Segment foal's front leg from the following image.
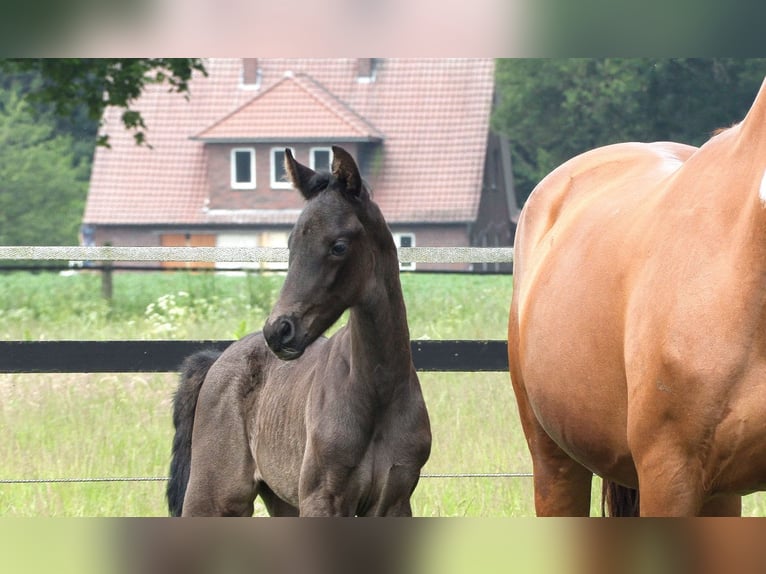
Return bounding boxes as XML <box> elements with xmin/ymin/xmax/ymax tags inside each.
<box><xmin>297</xmin><ymin>440</ymin><xmax>362</xmax><ymax>516</ymax></box>
<box><xmin>298</xmin><ymin>466</ymin><xmax>354</xmax><ymax>516</ymax></box>
<box><xmin>362</xmin><ymin>464</ymin><xmax>422</xmax><ymax>516</ymax></box>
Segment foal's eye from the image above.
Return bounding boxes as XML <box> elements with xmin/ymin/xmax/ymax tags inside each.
<box><xmin>330</xmin><ymin>241</ymin><xmax>348</xmax><ymax>257</ymax></box>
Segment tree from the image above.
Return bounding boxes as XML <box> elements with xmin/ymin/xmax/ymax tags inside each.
<box><xmin>0</xmin><ymin>58</ymin><xmax>207</xmax><ymax>147</ymax></box>
<box><xmin>0</xmin><ymin>81</ymin><xmax>89</xmax><ymax>247</ymax></box>
<box><xmin>0</xmin><ymin>59</ymin><xmax>208</xmax><ymax>250</ymax></box>
<box><xmin>493</xmin><ymin>58</ymin><xmax>766</xmax><ymax>204</ymax></box>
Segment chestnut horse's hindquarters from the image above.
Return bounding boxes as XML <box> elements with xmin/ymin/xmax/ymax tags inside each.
<box><xmin>509</xmin><ymin>77</ymin><xmax>766</xmax><ymax>516</ymax></box>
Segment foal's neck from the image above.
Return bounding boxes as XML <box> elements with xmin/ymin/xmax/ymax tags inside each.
<box><xmin>347</xmin><ymin>246</ymin><xmax>413</xmax><ymax>388</ymax></box>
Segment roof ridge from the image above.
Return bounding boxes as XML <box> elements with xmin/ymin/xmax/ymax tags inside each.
<box><xmin>191</xmin><ymin>74</ymin><xmax>291</xmax><ymax>140</ymax></box>
<box><xmin>291</xmin><ymin>72</ymin><xmax>384</xmax><ymax>139</ymax></box>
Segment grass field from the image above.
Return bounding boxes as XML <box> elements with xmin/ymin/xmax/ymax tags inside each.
<box><xmin>2</xmin><ymin>270</ymin><xmax>765</xmax><ymax>517</ymax></box>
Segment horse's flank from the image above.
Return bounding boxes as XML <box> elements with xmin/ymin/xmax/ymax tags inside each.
<box><xmin>509</xmin><ymin>77</ymin><xmax>766</xmax><ymax>516</ymax></box>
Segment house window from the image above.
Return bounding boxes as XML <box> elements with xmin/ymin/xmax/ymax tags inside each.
<box><xmin>271</xmin><ymin>147</ymin><xmax>295</xmax><ymax>189</ymax></box>
<box><xmin>394</xmin><ymin>233</ymin><xmax>416</xmax><ymax>271</ymax></box>
<box><xmin>231</xmin><ymin>148</ymin><xmax>255</xmax><ymax>189</ymax></box>
<box><xmin>310</xmin><ymin>147</ymin><xmax>333</xmax><ymax>172</ymax></box>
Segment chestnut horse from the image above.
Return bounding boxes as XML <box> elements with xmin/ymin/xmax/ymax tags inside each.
<box><xmin>167</xmin><ymin>146</ymin><xmax>431</xmax><ymax>516</ymax></box>
<box><xmin>508</xmin><ymin>78</ymin><xmax>766</xmax><ymax>516</ymax></box>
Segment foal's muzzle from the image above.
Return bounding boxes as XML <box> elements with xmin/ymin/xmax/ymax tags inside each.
<box><xmin>263</xmin><ymin>315</ymin><xmax>305</xmax><ymax>360</ymax></box>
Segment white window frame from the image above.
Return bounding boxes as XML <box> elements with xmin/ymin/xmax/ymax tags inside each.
<box><xmin>230</xmin><ymin>148</ymin><xmax>256</xmax><ymax>190</ymax></box>
<box><xmin>393</xmin><ymin>232</ymin><xmax>416</xmax><ymax>271</ymax></box>
<box><xmin>270</xmin><ymin>147</ymin><xmax>295</xmax><ymax>189</ymax></box>
<box><xmin>310</xmin><ymin>147</ymin><xmax>333</xmax><ymax>172</ymax></box>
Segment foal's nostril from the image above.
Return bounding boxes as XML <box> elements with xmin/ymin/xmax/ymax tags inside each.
<box><xmin>278</xmin><ymin>317</ymin><xmax>295</xmax><ymax>344</ymax></box>
<box><xmin>264</xmin><ymin>315</ymin><xmax>303</xmax><ymax>359</ymax></box>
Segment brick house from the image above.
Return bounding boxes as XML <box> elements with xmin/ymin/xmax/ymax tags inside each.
<box><xmin>83</xmin><ymin>58</ymin><xmax>518</xmax><ymax>271</ymax></box>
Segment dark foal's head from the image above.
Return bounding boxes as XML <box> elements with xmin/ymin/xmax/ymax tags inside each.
<box><xmin>263</xmin><ymin>146</ymin><xmax>394</xmax><ymax>360</ymax></box>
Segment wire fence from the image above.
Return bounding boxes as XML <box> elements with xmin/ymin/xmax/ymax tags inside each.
<box><xmin>0</xmin><ymin>472</ymin><xmax>533</xmax><ymax>485</ymax></box>
<box><xmin>1</xmin><ymin>245</ymin><xmax>523</xmax><ymax>491</ymax></box>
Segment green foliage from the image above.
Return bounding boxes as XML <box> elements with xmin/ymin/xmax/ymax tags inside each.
<box><xmin>0</xmin><ymin>82</ymin><xmax>89</xmax><ymax>247</ymax></box>
<box><xmin>493</xmin><ymin>58</ymin><xmax>766</xmax><ymax>203</ymax></box>
<box><xmin>0</xmin><ymin>271</ymin><xmax>511</xmax><ymax>341</ymax></box>
<box><xmin>0</xmin><ymin>271</ymin><xmax>286</xmax><ymax>340</ymax></box>
<box><xmin>0</xmin><ymin>59</ymin><xmax>207</xmax><ymax>147</ymax></box>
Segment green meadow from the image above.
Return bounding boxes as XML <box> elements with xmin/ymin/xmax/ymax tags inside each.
<box><xmin>1</xmin><ymin>271</ymin><xmax>764</xmax><ymax>517</ymax></box>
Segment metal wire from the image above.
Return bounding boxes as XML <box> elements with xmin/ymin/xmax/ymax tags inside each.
<box><xmin>422</xmin><ymin>472</ymin><xmax>532</xmax><ymax>479</ymax></box>
<box><xmin>0</xmin><ymin>472</ymin><xmax>532</xmax><ymax>485</ymax></box>
<box><xmin>0</xmin><ymin>477</ymin><xmax>167</xmax><ymax>484</ymax></box>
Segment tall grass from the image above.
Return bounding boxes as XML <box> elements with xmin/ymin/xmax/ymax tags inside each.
<box><xmin>1</xmin><ymin>270</ymin><xmax>527</xmax><ymax>517</ymax></box>
<box><xmin>0</xmin><ymin>371</ymin><xmax>536</xmax><ymax>517</ymax></box>
<box><xmin>2</xmin><ymin>270</ymin><xmax>765</xmax><ymax>516</ymax></box>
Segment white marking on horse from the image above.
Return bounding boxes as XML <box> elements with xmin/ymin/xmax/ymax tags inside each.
<box><xmin>652</xmin><ymin>144</ymin><xmax>685</xmax><ymax>175</ymax></box>
<box><xmin>759</xmin><ymin>168</ymin><xmax>766</xmax><ymax>207</ymax></box>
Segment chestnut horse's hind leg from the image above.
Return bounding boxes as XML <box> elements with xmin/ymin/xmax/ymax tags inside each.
<box><xmin>529</xmin><ymin>432</ymin><xmax>594</xmax><ymax>516</ymax></box>
<box><xmin>510</xmin><ymin>372</ymin><xmax>592</xmax><ymax>515</ymax></box>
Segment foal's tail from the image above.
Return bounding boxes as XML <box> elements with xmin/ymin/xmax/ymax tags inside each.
<box><xmin>601</xmin><ymin>480</ymin><xmax>640</xmax><ymax>517</ymax></box>
<box><xmin>166</xmin><ymin>349</ymin><xmax>222</xmax><ymax>517</ymax></box>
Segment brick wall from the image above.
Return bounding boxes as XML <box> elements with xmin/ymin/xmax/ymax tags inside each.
<box><xmin>205</xmin><ymin>143</ymin><xmax>363</xmax><ymax>210</ymax></box>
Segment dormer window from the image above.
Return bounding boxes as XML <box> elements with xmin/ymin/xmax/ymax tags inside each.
<box><xmin>231</xmin><ymin>148</ymin><xmax>255</xmax><ymax>189</ymax></box>
<box><xmin>310</xmin><ymin>147</ymin><xmax>333</xmax><ymax>172</ymax></box>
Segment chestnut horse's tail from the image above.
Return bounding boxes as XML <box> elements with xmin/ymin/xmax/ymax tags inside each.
<box><xmin>601</xmin><ymin>480</ymin><xmax>640</xmax><ymax>517</ymax></box>
<box><xmin>166</xmin><ymin>349</ymin><xmax>222</xmax><ymax>517</ymax></box>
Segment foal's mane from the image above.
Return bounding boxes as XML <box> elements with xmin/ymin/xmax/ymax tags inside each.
<box><xmin>304</xmin><ymin>172</ymin><xmax>330</xmax><ymax>195</ymax></box>
<box><xmin>303</xmin><ymin>171</ymin><xmax>375</xmax><ymax>201</ymax></box>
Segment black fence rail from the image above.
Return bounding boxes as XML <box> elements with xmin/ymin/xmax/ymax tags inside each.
<box><xmin>0</xmin><ymin>339</ymin><xmax>509</xmax><ymax>373</ymax></box>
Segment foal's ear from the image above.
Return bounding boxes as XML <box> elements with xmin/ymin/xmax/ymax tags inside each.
<box><xmin>331</xmin><ymin>146</ymin><xmax>364</xmax><ymax>199</ymax></box>
<box><xmin>285</xmin><ymin>149</ymin><xmax>327</xmax><ymax>200</ymax></box>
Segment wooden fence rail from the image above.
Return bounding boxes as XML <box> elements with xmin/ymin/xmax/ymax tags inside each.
<box><xmin>0</xmin><ymin>245</ymin><xmax>514</xmax><ymax>264</ymax></box>
<box><xmin>0</xmin><ymin>246</ymin><xmax>514</xmax><ymax>374</ymax></box>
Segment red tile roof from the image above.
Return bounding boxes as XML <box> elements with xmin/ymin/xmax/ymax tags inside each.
<box><xmin>193</xmin><ymin>73</ymin><xmax>384</xmax><ymax>142</ymax></box>
<box><xmin>84</xmin><ymin>58</ymin><xmax>495</xmax><ymax>226</ymax></box>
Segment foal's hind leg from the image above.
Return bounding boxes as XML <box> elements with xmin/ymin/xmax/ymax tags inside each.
<box><xmin>182</xmin><ymin>374</ymin><xmax>257</xmax><ymax>516</ymax></box>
